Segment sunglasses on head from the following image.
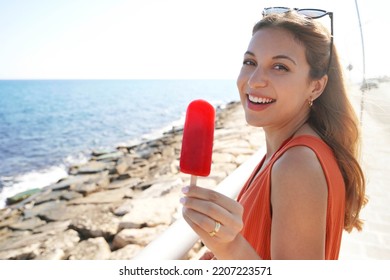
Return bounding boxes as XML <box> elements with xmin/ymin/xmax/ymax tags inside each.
<box><xmin>262</xmin><ymin>7</ymin><xmax>333</xmax><ymax>74</ymax></box>
<box><xmin>262</xmin><ymin>7</ymin><xmax>332</xmax><ymax>19</ymax></box>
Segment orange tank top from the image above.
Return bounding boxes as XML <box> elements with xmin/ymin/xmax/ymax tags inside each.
<box><xmin>237</xmin><ymin>135</ymin><xmax>345</xmax><ymax>260</ymax></box>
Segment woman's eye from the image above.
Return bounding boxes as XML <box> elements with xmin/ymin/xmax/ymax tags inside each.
<box><xmin>273</xmin><ymin>64</ymin><xmax>289</xmax><ymax>71</ymax></box>
<box><xmin>243</xmin><ymin>59</ymin><xmax>256</xmax><ymax>66</ymax></box>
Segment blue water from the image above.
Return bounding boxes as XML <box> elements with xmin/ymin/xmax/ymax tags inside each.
<box><xmin>0</xmin><ymin>79</ymin><xmax>239</xmax><ymax>206</ymax></box>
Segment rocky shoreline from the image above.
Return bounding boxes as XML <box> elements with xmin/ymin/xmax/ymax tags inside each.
<box><xmin>0</xmin><ymin>101</ymin><xmax>264</xmax><ymax>260</ymax></box>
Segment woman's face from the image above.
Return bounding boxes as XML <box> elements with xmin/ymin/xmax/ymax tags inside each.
<box><xmin>237</xmin><ymin>27</ymin><xmax>315</xmax><ymax>129</ymax></box>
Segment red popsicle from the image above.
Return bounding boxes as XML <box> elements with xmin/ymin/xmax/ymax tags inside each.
<box><xmin>180</xmin><ymin>99</ymin><xmax>215</xmax><ymax>186</ymax></box>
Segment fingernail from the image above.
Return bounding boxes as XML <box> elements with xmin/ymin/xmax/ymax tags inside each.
<box><xmin>179</xmin><ymin>197</ymin><xmax>187</xmax><ymax>204</ymax></box>
<box><xmin>181</xmin><ymin>186</ymin><xmax>189</xmax><ymax>194</ymax></box>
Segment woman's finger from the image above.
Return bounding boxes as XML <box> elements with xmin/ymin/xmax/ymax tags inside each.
<box><xmin>182</xmin><ymin>206</ymin><xmax>238</xmax><ymax>243</ymax></box>
<box><xmin>182</xmin><ymin>206</ymin><xmax>219</xmax><ymax>235</ymax></box>
<box><xmin>182</xmin><ymin>185</ymin><xmax>244</xmax><ymax>215</ymax></box>
<box><xmin>181</xmin><ymin>195</ymin><xmax>242</xmax><ymax>233</ymax></box>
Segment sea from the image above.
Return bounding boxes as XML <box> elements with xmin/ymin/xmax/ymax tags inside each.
<box><xmin>0</xmin><ymin>79</ymin><xmax>239</xmax><ymax>208</ymax></box>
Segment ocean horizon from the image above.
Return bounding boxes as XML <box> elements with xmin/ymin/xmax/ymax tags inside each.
<box><xmin>0</xmin><ymin>79</ymin><xmax>239</xmax><ymax>208</ymax></box>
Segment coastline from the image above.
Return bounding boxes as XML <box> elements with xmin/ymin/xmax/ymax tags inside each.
<box><xmin>0</xmin><ymin>101</ymin><xmax>265</xmax><ymax>260</ymax></box>
<box><xmin>0</xmin><ymin>79</ymin><xmax>239</xmax><ymax>203</ymax></box>
<box><xmin>0</xmin><ymin>99</ymin><xmax>236</xmax><ymax>209</ymax></box>
<box><xmin>0</xmin><ymin>110</ymin><xmax>188</xmax><ymax>210</ymax></box>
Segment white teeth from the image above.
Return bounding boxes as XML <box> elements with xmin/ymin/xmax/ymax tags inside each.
<box><xmin>248</xmin><ymin>95</ymin><xmax>274</xmax><ymax>104</ymax></box>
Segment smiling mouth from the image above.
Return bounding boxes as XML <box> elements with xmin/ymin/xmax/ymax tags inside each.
<box><xmin>247</xmin><ymin>94</ymin><xmax>276</xmax><ymax>104</ymax></box>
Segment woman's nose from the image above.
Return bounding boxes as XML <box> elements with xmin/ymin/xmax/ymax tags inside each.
<box><xmin>247</xmin><ymin>66</ymin><xmax>268</xmax><ymax>89</ymax></box>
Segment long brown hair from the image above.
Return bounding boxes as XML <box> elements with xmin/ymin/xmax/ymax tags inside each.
<box><xmin>253</xmin><ymin>11</ymin><xmax>367</xmax><ymax>232</ymax></box>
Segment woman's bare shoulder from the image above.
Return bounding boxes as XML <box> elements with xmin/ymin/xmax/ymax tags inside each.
<box><xmin>270</xmin><ymin>144</ymin><xmax>328</xmax><ymax>259</ymax></box>
<box><xmin>271</xmin><ymin>144</ymin><xmax>327</xmax><ymax>195</ymax></box>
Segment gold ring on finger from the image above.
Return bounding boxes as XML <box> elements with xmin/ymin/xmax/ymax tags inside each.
<box><xmin>209</xmin><ymin>221</ymin><xmax>221</xmax><ymax>237</ymax></box>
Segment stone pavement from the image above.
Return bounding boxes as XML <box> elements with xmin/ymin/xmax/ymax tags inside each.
<box><xmin>339</xmin><ymin>82</ymin><xmax>390</xmax><ymax>259</ymax></box>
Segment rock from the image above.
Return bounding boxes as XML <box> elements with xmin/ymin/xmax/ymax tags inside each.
<box><xmin>94</xmin><ymin>151</ymin><xmax>124</xmax><ymax>162</ymax></box>
<box><xmin>60</xmin><ymin>191</ymin><xmax>84</xmax><ymax>201</ymax></box>
<box><xmin>119</xmin><ymin>195</ymin><xmax>179</xmax><ymax>229</ymax></box>
<box><xmin>72</xmin><ymin>172</ymin><xmax>110</xmax><ymax>194</ymax></box>
<box><xmin>161</xmin><ymin>146</ymin><xmax>175</xmax><ymax>157</ymax></box>
<box><xmin>188</xmin><ymin>241</ymin><xmax>209</xmax><ymax>260</ymax></box>
<box><xmin>0</xmin><ymin>227</ymin><xmax>31</xmax><ymax>243</ymax></box>
<box><xmin>9</xmin><ymin>217</ymin><xmax>46</xmax><ymax>231</ymax></box>
<box><xmin>34</xmin><ymin>248</ymin><xmax>65</xmax><ymax>260</ymax></box>
<box><xmin>33</xmin><ymin>220</ymin><xmax>71</xmax><ymax>234</ymax></box>
<box><xmin>69</xmin><ymin>205</ymin><xmax>120</xmax><ymax>239</ymax></box>
<box><xmin>34</xmin><ymin>189</ymin><xmax>69</xmax><ymax>205</ymax></box>
<box><xmin>0</xmin><ymin>208</ymin><xmax>13</xmax><ymax>220</ymax></box>
<box><xmin>228</xmin><ymin>147</ymin><xmax>258</xmax><ymax>156</ymax></box>
<box><xmin>133</xmin><ymin>180</ymin><xmax>153</xmax><ymax>191</ymax></box>
<box><xmin>0</xmin><ymin>242</ymin><xmax>41</xmax><ymax>260</ymax></box>
<box><xmin>194</xmin><ymin>177</ymin><xmax>218</xmax><ymax>189</ymax></box>
<box><xmin>47</xmin><ymin>176</ymin><xmax>90</xmax><ymax>191</ymax></box>
<box><xmin>109</xmin><ymin>244</ymin><xmax>142</xmax><ymax>260</ymax></box>
<box><xmin>6</xmin><ymin>188</ymin><xmax>41</xmax><ymax>205</ymax></box>
<box><xmin>212</xmin><ymin>152</ymin><xmax>236</xmax><ymax>163</ymax></box>
<box><xmin>127</xmin><ymin>168</ymin><xmax>150</xmax><ymax>179</ymax></box>
<box><xmin>75</xmin><ymin>161</ymin><xmax>110</xmax><ymax>174</ymax></box>
<box><xmin>0</xmin><ymin>231</ymin><xmax>55</xmax><ymax>252</ymax></box>
<box><xmin>116</xmin><ymin>155</ymin><xmax>134</xmax><ymax>175</ymax></box>
<box><xmin>112</xmin><ymin>199</ymin><xmax>133</xmax><ymax>216</ymax></box>
<box><xmin>0</xmin><ymin>211</ymin><xmax>21</xmax><ymax>228</ymax></box>
<box><xmin>33</xmin><ymin>229</ymin><xmax>80</xmax><ymax>260</ymax></box>
<box><xmin>92</xmin><ymin>149</ymin><xmax>115</xmax><ymax>157</ymax></box>
<box><xmin>163</xmin><ymin>126</ymin><xmax>183</xmax><ymax>136</ymax></box>
<box><xmin>107</xmin><ymin>178</ymin><xmax>141</xmax><ymax>190</ymax></box>
<box><xmin>68</xmin><ymin>237</ymin><xmax>111</xmax><ymax>260</ymax></box>
<box><xmin>132</xmin><ymin>158</ymin><xmax>149</xmax><ymax>168</ymax></box>
<box><xmin>135</xmin><ymin>147</ymin><xmax>155</xmax><ymax>160</ymax></box>
<box><xmin>36</xmin><ymin>203</ymin><xmax>90</xmax><ymax>222</ymax></box>
<box><xmin>23</xmin><ymin>201</ymin><xmax>67</xmax><ymax>220</ymax></box>
<box><xmin>138</xmin><ymin>177</ymin><xmax>183</xmax><ymax>198</ymax></box>
<box><xmin>112</xmin><ymin>225</ymin><xmax>167</xmax><ymax>249</ymax></box>
<box><xmin>211</xmin><ymin>162</ymin><xmax>238</xmax><ymax>175</ymax></box>
<box><xmin>73</xmin><ymin>183</ymin><xmax>99</xmax><ymax>195</ymax></box>
<box><xmin>68</xmin><ymin>187</ymin><xmax>132</xmax><ymax>205</ymax></box>
<box><xmin>235</xmin><ymin>154</ymin><xmax>253</xmax><ymax>165</ymax></box>
<box><xmin>0</xmin><ymin>227</ymin><xmax>11</xmax><ymax>240</ymax></box>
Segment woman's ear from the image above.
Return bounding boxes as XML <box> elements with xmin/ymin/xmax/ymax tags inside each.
<box><xmin>311</xmin><ymin>75</ymin><xmax>328</xmax><ymax>100</ymax></box>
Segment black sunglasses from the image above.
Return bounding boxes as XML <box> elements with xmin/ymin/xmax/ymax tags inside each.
<box><xmin>262</xmin><ymin>7</ymin><xmax>333</xmax><ymax>74</ymax></box>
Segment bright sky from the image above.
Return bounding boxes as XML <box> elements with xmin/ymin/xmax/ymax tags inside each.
<box><xmin>0</xmin><ymin>0</ymin><xmax>388</xmax><ymax>80</ymax></box>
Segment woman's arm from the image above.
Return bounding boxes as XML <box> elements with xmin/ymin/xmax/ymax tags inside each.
<box><xmin>270</xmin><ymin>146</ymin><xmax>328</xmax><ymax>259</ymax></box>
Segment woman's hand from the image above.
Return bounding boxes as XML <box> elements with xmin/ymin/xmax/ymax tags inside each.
<box><xmin>180</xmin><ymin>185</ymin><xmax>245</xmax><ymax>259</ymax></box>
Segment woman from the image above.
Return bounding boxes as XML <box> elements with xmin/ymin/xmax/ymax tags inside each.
<box><xmin>180</xmin><ymin>8</ymin><xmax>366</xmax><ymax>260</ymax></box>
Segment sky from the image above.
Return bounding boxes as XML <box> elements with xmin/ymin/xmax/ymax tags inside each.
<box><xmin>0</xmin><ymin>0</ymin><xmax>388</xmax><ymax>81</ymax></box>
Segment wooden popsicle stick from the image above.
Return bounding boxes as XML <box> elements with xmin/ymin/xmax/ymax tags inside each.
<box><xmin>190</xmin><ymin>175</ymin><xmax>197</xmax><ymax>187</ymax></box>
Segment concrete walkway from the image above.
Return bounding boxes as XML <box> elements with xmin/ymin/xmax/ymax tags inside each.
<box><xmin>339</xmin><ymin>82</ymin><xmax>390</xmax><ymax>259</ymax></box>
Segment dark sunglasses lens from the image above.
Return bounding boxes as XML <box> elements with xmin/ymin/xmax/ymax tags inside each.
<box><xmin>297</xmin><ymin>9</ymin><xmax>327</xmax><ymax>18</ymax></box>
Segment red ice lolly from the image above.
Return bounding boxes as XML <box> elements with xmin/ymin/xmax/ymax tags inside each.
<box><xmin>180</xmin><ymin>100</ymin><xmax>215</xmax><ymax>186</ymax></box>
